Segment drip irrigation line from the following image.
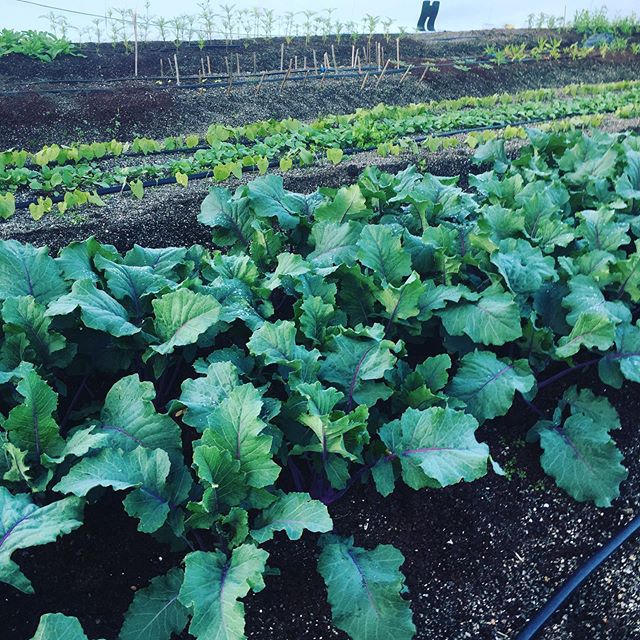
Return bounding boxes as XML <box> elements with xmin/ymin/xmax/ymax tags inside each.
<box><xmin>12</xmin><ymin>111</ymin><xmax>606</xmax><ymax>211</ymax></box>
<box><xmin>515</xmin><ymin>514</ymin><xmax>640</xmax><ymax>640</ymax></box>
<box><xmin>17</xmin><ymin>64</ymin><xmax>388</xmax><ymax>86</ymax></box>
<box><xmin>0</xmin><ymin>68</ymin><xmax>407</xmax><ymax>96</ymax></box>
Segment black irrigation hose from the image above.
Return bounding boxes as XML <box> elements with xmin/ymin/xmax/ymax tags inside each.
<box><xmin>0</xmin><ymin>68</ymin><xmax>407</xmax><ymax>96</ymax></box>
<box><xmin>516</xmin><ymin>514</ymin><xmax>640</xmax><ymax>640</ymax></box>
<box><xmin>12</xmin><ymin>112</ymin><xmax>604</xmax><ymax>211</ymax></box>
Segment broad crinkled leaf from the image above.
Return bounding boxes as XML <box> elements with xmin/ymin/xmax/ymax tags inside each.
<box><xmin>177</xmin><ymin>362</ymin><xmax>240</xmax><ymax>431</ymax></box>
<box><xmin>248</xmin><ymin>320</ymin><xmax>319</xmax><ymax>371</ymax></box>
<box><xmin>246</xmin><ymin>175</ymin><xmax>307</xmax><ymax>229</ymax></box>
<box><xmin>124</xmin><ymin>246</ymin><xmax>188</xmax><ymax>278</ymax></box>
<box><xmin>119</xmin><ymin>568</ymin><xmax>189</xmax><ymax>640</ymax></box>
<box><xmin>318</xmin><ymin>536</ymin><xmax>415</xmax><ymax>640</ymax></box>
<box><xmin>0</xmin><ymin>489</ymin><xmax>83</xmax><ymax>593</ymax></box>
<box><xmin>376</xmin><ymin>406</ymin><xmax>489</xmax><ymax>495</ymax></box>
<box><xmin>490</xmin><ymin>239</ymin><xmax>557</xmax><ymax>295</ymax></box>
<box><xmin>555</xmin><ymin>312</ymin><xmax>616</xmax><ymax>358</ymax></box>
<box><xmin>1</xmin><ymin>296</ymin><xmax>71</xmax><ymax>367</ymax></box>
<box><xmin>31</xmin><ymin>614</ymin><xmax>97</xmax><ymax>640</ymax></box>
<box><xmin>319</xmin><ymin>325</ymin><xmax>399</xmax><ymax>408</ymax></box>
<box><xmin>563</xmin><ymin>276</ymin><xmax>631</xmax><ymax>327</ymax></box>
<box><xmin>192</xmin><ymin>445</ymin><xmax>248</xmax><ymax>508</ymax></box>
<box><xmin>356</xmin><ymin>225</ymin><xmax>412</xmax><ymax>285</ymax></box>
<box><xmin>200</xmin><ymin>384</ymin><xmax>280</xmax><ymax>488</ymax></box>
<box><xmin>0</xmin><ymin>240</ymin><xmax>67</xmax><ymax>304</ymax></box>
<box><xmin>46</xmin><ymin>280</ymin><xmax>140</xmax><ymax>338</ymax></box>
<box><xmin>178</xmin><ymin>545</ymin><xmax>268</xmax><ymax>640</ymax></box>
<box><xmin>3</xmin><ymin>368</ymin><xmax>64</xmax><ymax>459</ymax></box>
<box><xmin>576</xmin><ymin>209</ymin><xmax>630</xmax><ymax>252</ymax></box>
<box><xmin>315</xmin><ymin>184</ymin><xmax>369</xmax><ymax>223</ymax></box>
<box><xmin>536</xmin><ymin>415</ymin><xmax>627</xmax><ymax>507</ymax></box>
<box><xmin>376</xmin><ymin>272</ymin><xmax>427</xmax><ymax>323</ymax></box>
<box><xmin>251</xmin><ymin>492</ymin><xmax>332</xmax><ymax>543</ymax></box>
<box><xmin>151</xmin><ymin>288</ymin><xmax>221</xmax><ymax>355</ymax></box>
<box><xmin>199</xmin><ymin>188</ymin><xmax>253</xmax><ymax>247</ymax></box>
<box><xmin>447</xmin><ymin>351</ymin><xmax>535</xmax><ymax>422</ymax></box>
<box><xmin>307</xmin><ymin>221</ymin><xmax>361</xmax><ymax>268</ymax></box>
<box><xmin>438</xmin><ymin>291</ymin><xmax>522</xmax><ymax>346</ymax></box>
<box><xmin>99</xmin><ymin>375</ymin><xmax>182</xmax><ymax>454</ymax></box>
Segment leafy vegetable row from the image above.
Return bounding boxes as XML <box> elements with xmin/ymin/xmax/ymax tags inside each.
<box><xmin>2</xmin><ymin>80</ymin><xmax>635</xmax><ymax>170</ymax></box>
<box><xmin>0</xmin><ymin>29</ymin><xmax>81</xmax><ymax>62</ymax></box>
<box><xmin>2</xmin><ymin>83</ymin><xmax>639</xmax><ymax>222</ymax></box>
<box><xmin>2</xmin><ymin>127</ymin><xmax>640</xmax><ymax>640</ymax></box>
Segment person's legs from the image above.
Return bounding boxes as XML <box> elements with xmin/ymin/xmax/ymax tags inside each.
<box><xmin>427</xmin><ymin>1</ymin><xmax>440</xmax><ymax>31</ymax></box>
<box><xmin>417</xmin><ymin>1</ymin><xmax>430</xmax><ymax>31</ymax></box>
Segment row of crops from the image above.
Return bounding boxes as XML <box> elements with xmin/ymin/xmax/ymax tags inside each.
<box><xmin>1</xmin><ymin>80</ymin><xmax>639</xmax><ymax>220</ymax></box>
<box><xmin>1</xmin><ymin>125</ymin><xmax>639</xmax><ymax>639</ymax></box>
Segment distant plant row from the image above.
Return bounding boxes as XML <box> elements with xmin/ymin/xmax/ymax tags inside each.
<box><xmin>528</xmin><ymin>7</ymin><xmax>639</xmax><ymax>36</ymax></box>
<box><xmin>0</xmin><ymin>29</ymin><xmax>81</xmax><ymax>62</ymax></box>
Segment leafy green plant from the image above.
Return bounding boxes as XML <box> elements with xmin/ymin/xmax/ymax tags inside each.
<box><xmin>2</xmin><ymin>128</ymin><xmax>640</xmax><ymax>640</ymax></box>
<box><xmin>0</xmin><ymin>29</ymin><xmax>81</xmax><ymax>62</ymax></box>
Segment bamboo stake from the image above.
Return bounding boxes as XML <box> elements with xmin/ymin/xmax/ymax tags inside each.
<box><xmin>313</xmin><ymin>50</ymin><xmax>318</xmax><ymax>74</ymax></box>
<box><xmin>207</xmin><ymin>55</ymin><xmax>212</xmax><ymax>75</ymax></box>
<box><xmin>376</xmin><ymin>41</ymin><xmax>380</xmax><ymax>69</ymax></box>
<box><xmin>294</xmin><ymin>55</ymin><xmax>298</xmax><ymax>70</ymax></box>
<box><xmin>303</xmin><ymin>55</ymin><xmax>307</xmax><ymax>71</ymax></box>
<box><xmin>360</xmin><ymin>72</ymin><xmax>369</xmax><ymax>91</ymax></box>
<box><xmin>375</xmin><ymin>59</ymin><xmax>390</xmax><ymax>88</ymax></box>
<box><xmin>160</xmin><ymin>58</ymin><xmax>164</xmax><ymax>77</ymax></box>
<box><xmin>331</xmin><ymin>44</ymin><xmax>338</xmax><ymax>70</ymax></box>
<box><xmin>236</xmin><ymin>53</ymin><xmax>240</xmax><ymax>75</ymax></box>
<box><xmin>351</xmin><ymin>44</ymin><xmax>355</xmax><ymax>67</ymax></box>
<box><xmin>255</xmin><ymin>70</ymin><xmax>266</xmax><ymax>93</ymax></box>
<box><xmin>132</xmin><ymin>11</ymin><xmax>139</xmax><ymax>77</ymax></box>
<box><xmin>381</xmin><ymin>46</ymin><xmax>385</xmax><ymax>67</ymax></box>
<box><xmin>280</xmin><ymin>60</ymin><xmax>293</xmax><ymax>92</ymax></box>
<box><xmin>396</xmin><ymin>37</ymin><xmax>400</xmax><ymax>69</ymax></box>
<box><xmin>400</xmin><ymin>64</ymin><xmax>413</xmax><ymax>83</ymax></box>
<box><xmin>280</xmin><ymin>43</ymin><xmax>285</xmax><ymax>71</ymax></box>
<box><xmin>173</xmin><ymin>54</ymin><xmax>180</xmax><ymax>86</ymax></box>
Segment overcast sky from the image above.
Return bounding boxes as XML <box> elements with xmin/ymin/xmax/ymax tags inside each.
<box><xmin>6</xmin><ymin>0</ymin><xmax>637</xmax><ymax>34</ymax></box>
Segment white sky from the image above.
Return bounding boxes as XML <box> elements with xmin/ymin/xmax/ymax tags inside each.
<box><xmin>4</xmin><ymin>0</ymin><xmax>638</xmax><ymax>34</ymax></box>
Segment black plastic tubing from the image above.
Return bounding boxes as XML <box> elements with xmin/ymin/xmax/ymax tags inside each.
<box><xmin>516</xmin><ymin>514</ymin><xmax>640</xmax><ymax>640</ymax></box>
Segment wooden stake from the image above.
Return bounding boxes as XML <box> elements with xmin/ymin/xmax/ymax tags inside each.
<box><xmin>351</xmin><ymin>44</ymin><xmax>355</xmax><ymax>68</ymax></box>
<box><xmin>225</xmin><ymin>56</ymin><xmax>230</xmax><ymax>76</ymax></box>
<box><xmin>207</xmin><ymin>55</ymin><xmax>212</xmax><ymax>75</ymax></box>
<box><xmin>160</xmin><ymin>58</ymin><xmax>164</xmax><ymax>77</ymax></box>
<box><xmin>174</xmin><ymin>53</ymin><xmax>180</xmax><ymax>86</ymax></box>
<box><xmin>294</xmin><ymin>55</ymin><xmax>298</xmax><ymax>70</ymax></box>
<box><xmin>255</xmin><ymin>70</ymin><xmax>266</xmax><ymax>93</ymax></box>
<box><xmin>236</xmin><ymin>53</ymin><xmax>240</xmax><ymax>75</ymax></box>
<box><xmin>280</xmin><ymin>43</ymin><xmax>285</xmax><ymax>71</ymax></box>
<box><xmin>313</xmin><ymin>50</ymin><xmax>318</xmax><ymax>74</ymax></box>
<box><xmin>420</xmin><ymin>66</ymin><xmax>429</xmax><ymax>82</ymax></box>
<box><xmin>375</xmin><ymin>59</ymin><xmax>390</xmax><ymax>88</ymax></box>
<box><xmin>360</xmin><ymin>72</ymin><xmax>369</xmax><ymax>91</ymax></box>
<box><xmin>201</xmin><ymin>57</ymin><xmax>206</xmax><ymax>77</ymax></box>
<box><xmin>303</xmin><ymin>56</ymin><xmax>307</xmax><ymax>71</ymax></box>
<box><xmin>253</xmin><ymin>52</ymin><xmax>257</xmax><ymax>74</ymax></box>
<box><xmin>331</xmin><ymin>44</ymin><xmax>338</xmax><ymax>70</ymax></box>
<box><xmin>280</xmin><ymin>60</ymin><xmax>293</xmax><ymax>92</ymax></box>
<box><xmin>400</xmin><ymin>64</ymin><xmax>413</xmax><ymax>83</ymax></box>
<box><xmin>132</xmin><ymin>11</ymin><xmax>139</xmax><ymax>77</ymax></box>
<box><xmin>376</xmin><ymin>42</ymin><xmax>380</xmax><ymax>69</ymax></box>
<box><xmin>167</xmin><ymin>57</ymin><xmax>174</xmax><ymax>75</ymax></box>
<box><xmin>396</xmin><ymin>37</ymin><xmax>400</xmax><ymax>69</ymax></box>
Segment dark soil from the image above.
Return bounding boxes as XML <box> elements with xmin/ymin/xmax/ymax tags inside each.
<box><xmin>0</xmin><ymin>30</ymin><xmax>581</xmax><ymax>85</ymax></box>
<box><xmin>1</xmin><ymin>369</ymin><xmax>638</xmax><ymax>640</ymax></box>
<box><xmin>1</xmin><ymin>42</ymin><xmax>638</xmax><ymax>150</ymax></box>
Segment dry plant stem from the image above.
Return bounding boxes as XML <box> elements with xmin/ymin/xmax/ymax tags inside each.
<box><xmin>133</xmin><ymin>11</ymin><xmax>139</xmax><ymax>77</ymax></box>
<box><xmin>400</xmin><ymin>64</ymin><xmax>413</xmax><ymax>82</ymax></box>
<box><xmin>173</xmin><ymin>53</ymin><xmax>180</xmax><ymax>86</ymax></box>
<box><xmin>255</xmin><ymin>70</ymin><xmax>266</xmax><ymax>93</ymax></box>
<box><xmin>375</xmin><ymin>59</ymin><xmax>391</xmax><ymax>87</ymax></box>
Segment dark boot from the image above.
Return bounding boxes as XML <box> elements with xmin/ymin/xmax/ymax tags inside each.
<box><xmin>427</xmin><ymin>1</ymin><xmax>440</xmax><ymax>31</ymax></box>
